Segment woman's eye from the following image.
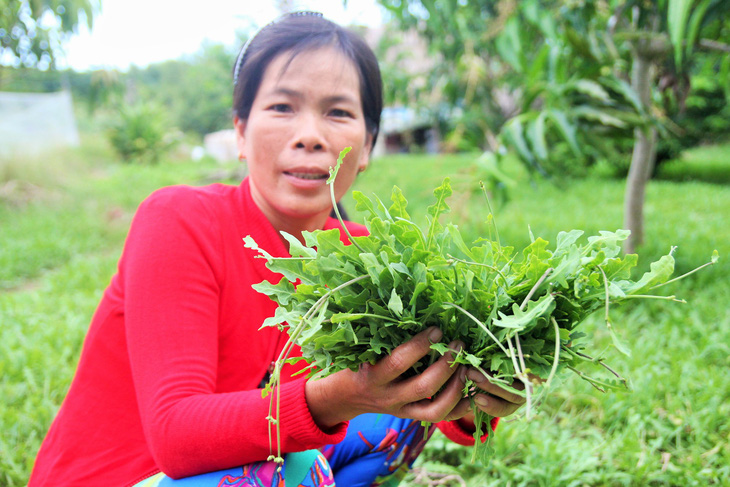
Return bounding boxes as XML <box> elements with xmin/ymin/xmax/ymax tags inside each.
<box><xmin>330</xmin><ymin>108</ymin><xmax>353</xmax><ymax>118</ymax></box>
<box><xmin>270</xmin><ymin>104</ymin><xmax>292</xmax><ymax>113</ymax></box>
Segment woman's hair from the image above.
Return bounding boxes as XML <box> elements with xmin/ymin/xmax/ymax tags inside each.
<box><xmin>232</xmin><ymin>11</ymin><xmax>383</xmax><ymax>147</ymax></box>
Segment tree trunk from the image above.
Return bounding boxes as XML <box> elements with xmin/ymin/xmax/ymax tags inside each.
<box><xmin>623</xmin><ymin>49</ymin><xmax>658</xmax><ymax>255</ymax></box>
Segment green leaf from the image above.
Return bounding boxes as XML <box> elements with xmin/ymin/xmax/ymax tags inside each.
<box><xmin>668</xmin><ymin>0</ymin><xmax>693</xmax><ymax>68</ymax></box>
<box><xmin>352</xmin><ymin>190</ymin><xmax>379</xmax><ymax>219</ymax></box>
<box><xmin>546</xmin><ymin>109</ymin><xmax>581</xmax><ymax>158</ymax></box>
<box><xmin>430</xmin><ymin>342</ymin><xmax>450</xmax><ymax>356</ymax></box>
<box><xmin>388</xmin><ymin>186</ymin><xmax>410</xmax><ymax>220</ymax></box>
<box><xmin>425</xmin><ymin>178</ymin><xmax>452</xmax><ymax>249</ymax></box>
<box><xmin>359</xmin><ymin>253</ymin><xmax>384</xmax><ymax>286</ymax></box>
<box><xmin>586</xmin><ymin>230</ymin><xmax>630</xmax><ymax>257</ymax></box>
<box><xmin>493</xmin><ymin>294</ymin><xmax>555</xmax><ymax>330</ymax></box>
<box><xmin>251</xmin><ymin>278</ymin><xmax>296</xmax><ymax>306</ymax></box>
<box><xmin>243</xmin><ymin>235</ymin><xmax>273</xmax><ymax>260</ymax></box>
<box><xmin>573</xmin><ymin>79</ymin><xmax>611</xmax><ymax>103</ymax></box>
<box><xmin>495</xmin><ymin>17</ymin><xmax>523</xmax><ymax>72</ymax></box>
<box><xmin>608</xmin><ymin>323</ymin><xmax>632</xmax><ymax>357</ymax></box>
<box><xmin>573</xmin><ymin>105</ymin><xmax>628</xmax><ymax>128</ymax></box>
<box><xmin>602</xmin><ymin>253</ymin><xmax>639</xmax><ymax>280</ymax></box>
<box><xmin>280</xmin><ymin>231</ymin><xmax>316</xmax><ymax>258</ymax></box>
<box><xmin>470</xmin><ymin>409</ymin><xmax>495</xmax><ymax>465</ymax></box>
<box><xmin>501</xmin><ymin>117</ymin><xmax>537</xmax><ymax>168</ymax></box>
<box><xmin>555</xmin><ymin>230</ymin><xmax>584</xmax><ymax>254</ymax></box>
<box><xmin>388</xmin><ymin>288</ymin><xmax>404</xmax><ymax>317</ymax></box>
<box><xmin>601</xmin><ymin>77</ymin><xmax>645</xmax><ymax>115</ymax></box>
<box><xmin>327</xmin><ymin>147</ymin><xmax>351</xmax><ymax>184</ymax></box>
<box><xmin>527</xmin><ymin>112</ymin><xmax>548</xmax><ymax>162</ymax></box>
<box><xmin>625</xmin><ymin>254</ymin><xmax>676</xmax><ymax>294</ymax></box>
<box><xmin>259</xmin><ymin>306</ymin><xmax>300</xmax><ymax>330</ymax></box>
<box><xmin>684</xmin><ymin>0</ymin><xmax>713</xmax><ymax>67</ymax></box>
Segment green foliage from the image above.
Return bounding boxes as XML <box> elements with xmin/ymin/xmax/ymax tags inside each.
<box><xmin>126</xmin><ymin>43</ymin><xmax>236</xmax><ymax>136</ymax></box>
<box><xmin>0</xmin><ymin>41</ymin><xmax>236</xmax><ymax>138</ymax></box>
<box><xmin>655</xmin><ymin>55</ymin><xmax>730</xmax><ymax>166</ymax></box>
<box><xmin>0</xmin><ymin>140</ymin><xmax>245</xmax><ymax>485</ymax></box>
<box><xmin>378</xmin><ymin>0</ymin><xmax>730</xmax><ymax>175</ymax></box>
<box><xmin>247</xmin><ymin>149</ymin><xmax>718</xmax><ymax>466</ymax></box>
<box><xmin>0</xmin><ymin>252</ymin><xmax>117</xmax><ymax>485</ymax></box>
<box><xmin>0</xmin><ymin>139</ymin><xmax>230</xmax><ymax>290</ymax></box>
<box><xmin>107</xmin><ymin>102</ymin><xmax>180</xmax><ymax>164</ymax></box>
<box><xmin>656</xmin><ymin>142</ymin><xmax>730</xmax><ymax>184</ymax></box>
<box><xmin>0</xmin><ymin>0</ymin><xmax>99</xmax><ymax>68</ymax></box>
<box><xmin>2</xmin><ymin>145</ymin><xmax>729</xmax><ymax>486</ymax></box>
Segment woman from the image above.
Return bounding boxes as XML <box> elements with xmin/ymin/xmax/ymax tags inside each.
<box><xmin>30</xmin><ymin>12</ymin><xmax>524</xmax><ymax>487</ymax></box>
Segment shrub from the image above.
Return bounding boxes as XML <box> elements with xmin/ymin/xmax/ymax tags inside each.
<box><xmin>107</xmin><ymin>103</ymin><xmax>180</xmax><ymax>164</ymax></box>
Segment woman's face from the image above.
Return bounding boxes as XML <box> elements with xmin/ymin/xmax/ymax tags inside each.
<box><xmin>235</xmin><ymin>46</ymin><xmax>371</xmax><ymax>235</ymax></box>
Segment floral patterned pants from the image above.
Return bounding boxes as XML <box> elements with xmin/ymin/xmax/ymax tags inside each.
<box><xmin>133</xmin><ymin>414</ymin><xmax>436</xmax><ymax>487</ymax></box>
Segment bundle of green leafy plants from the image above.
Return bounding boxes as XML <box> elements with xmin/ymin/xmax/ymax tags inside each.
<box><xmin>244</xmin><ymin>148</ymin><xmax>717</xmax><ymax>465</ymax></box>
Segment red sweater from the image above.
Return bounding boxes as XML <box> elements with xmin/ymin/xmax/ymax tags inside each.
<box><xmin>30</xmin><ymin>178</ymin><xmax>476</xmax><ymax>487</ymax></box>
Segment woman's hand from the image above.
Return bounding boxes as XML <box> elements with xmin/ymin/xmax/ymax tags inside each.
<box><xmin>453</xmin><ymin>369</ymin><xmax>528</xmax><ymax>433</ymax></box>
<box><xmin>466</xmin><ymin>369</ymin><xmax>528</xmax><ymax>418</ymax></box>
<box><xmin>305</xmin><ymin>327</ymin><xmax>472</xmax><ymax>430</ymax></box>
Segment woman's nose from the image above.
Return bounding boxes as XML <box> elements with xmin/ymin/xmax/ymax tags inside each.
<box><xmin>293</xmin><ymin>113</ymin><xmax>327</xmax><ymax>151</ymax></box>
<box><xmin>295</xmin><ymin>140</ymin><xmax>324</xmax><ymax>150</ymax></box>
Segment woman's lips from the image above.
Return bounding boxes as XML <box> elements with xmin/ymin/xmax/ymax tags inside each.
<box><xmin>283</xmin><ymin>169</ymin><xmax>330</xmax><ymax>188</ymax></box>
<box><xmin>284</xmin><ymin>171</ymin><xmax>328</xmax><ymax>180</ymax></box>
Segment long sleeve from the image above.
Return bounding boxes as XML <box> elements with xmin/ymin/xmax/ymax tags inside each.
<box><xmin>437</xmin><ymin>417</ymin><xmax>500</xmax><ymax>446</ymax></box>
<box><xmin>122</xmin><ymin>186</ymin><xmax>347</xmax><ymax>479</ymax></box>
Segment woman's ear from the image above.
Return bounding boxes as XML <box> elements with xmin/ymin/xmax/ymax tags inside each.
<box><xmin>358</xmin><ymin>133</ymin><xmax>374</xmax><ymax>173</ymax></box>
<box><xmin>234</xmin><ymin>116</ymin><xmax>247</xmax><ymax>160</ymax></box>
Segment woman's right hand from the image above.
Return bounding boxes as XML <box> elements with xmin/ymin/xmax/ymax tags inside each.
<box><xmin>305</xmin><ymin>327</ymin><xmax>472</xmax><ymax>430</ymax></box>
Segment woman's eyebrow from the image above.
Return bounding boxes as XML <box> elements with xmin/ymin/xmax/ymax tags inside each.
<box><xmin>269</xmin><ymin>87</ymin><xmax>358</xmax><ymax>105</ymax></box>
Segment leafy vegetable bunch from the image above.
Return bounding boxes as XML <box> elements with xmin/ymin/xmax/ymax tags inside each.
<box><xmin>244</xmin><ymin>148</ymin><xmax>717</xmax><ymax>465</ymax></box>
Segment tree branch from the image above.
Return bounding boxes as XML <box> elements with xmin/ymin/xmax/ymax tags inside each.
<box><xmin>698</xmin><ymin>39</ymin><xmax>730</xmax><ymax>53</ymax></box>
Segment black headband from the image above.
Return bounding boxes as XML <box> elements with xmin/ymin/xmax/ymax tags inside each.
<box><xmin>232</xmin><ymin>11</ymin><xmax>325</xmax><ymax>86</ymax></box>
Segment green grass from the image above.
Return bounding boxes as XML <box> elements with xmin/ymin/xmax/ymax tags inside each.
<box><xmin>354</xmin><ymin>150</ymin><xmax>730</xmax><ymax>486</ymax></box>
<box><xmin>0</xmin><ymin>138</ymin><xmax>241</xmax><ymax>290</ymax></box>
<box><xmin>656</xmin><ymin>141</ymin><xmax>730</xmax><ymax>184</ymax></box>
<box><xmin>2</xmin><ymin>143</ymin><xmax>729</xmax><ymax>486</ymax></box>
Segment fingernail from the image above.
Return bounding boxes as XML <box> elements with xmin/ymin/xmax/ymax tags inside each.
<box><xmin>448</xmin><ymin>340</ymin><xmax>463</xmax><ymax>353</ymax></box>
<box><xmin>467</xmin><ymin>370</ymin><xmax>487</xmax><ymax>382</ymax></box>
<box><xmin>428</xmin><ymin>327</ymin><xmax>442</xmax><ymax>343</ymax></box>
<box><xmin>475</xmin><ymin>395</ymin><xmax>489</xmax><ymax>408</ymax></box>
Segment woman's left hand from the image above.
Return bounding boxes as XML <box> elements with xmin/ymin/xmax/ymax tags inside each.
<box><xmin>465</xmin><ymin>369</ymin><xmax>528</xmax><ymax>418</ymax></box>
<box><xmin>452</xmin><ymin>370</ymin><xmax>529</xmax><ymax>432</ymax></box>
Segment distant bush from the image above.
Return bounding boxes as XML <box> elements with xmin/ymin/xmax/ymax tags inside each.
<box><xmin>654</xmin><ymin>61</ymin><xmax>730</xmax><ymax>168</ymax></box>
<box><xmin>107</xmin><ymin>103</ymin><xmax>180</xmax><ymax>164</ymax></box>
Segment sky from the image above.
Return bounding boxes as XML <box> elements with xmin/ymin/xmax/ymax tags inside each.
<box><xmin>60</xmin><ymin>0</ymin><xmax>385</xmax><ymax>71</ymax></box>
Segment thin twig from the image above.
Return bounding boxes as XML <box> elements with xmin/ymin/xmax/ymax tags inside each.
<box><xmin>519</xmin><ymin>267</ymin><xmax>553</xmax><ymax>309</ymax></box>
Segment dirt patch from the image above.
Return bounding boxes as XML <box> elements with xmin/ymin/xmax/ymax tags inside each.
<box><xmin>0</xmin><ymin>179</ymin><xmax>58</xmax><ymax>207</ymax></box>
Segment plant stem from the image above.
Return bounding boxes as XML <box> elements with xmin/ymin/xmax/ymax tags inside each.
<box><xmin>546</xmin><ymin>317</ymin><xmax>561</xmax><ymax>387</ymax></box>
<box><xmin>529</xmin><ymin>317</ymin><xmax>562</xmax><ymax>411</ymax></box>
<box><xmin>519</xmin><ymin>267</ymin><xmax>553</xmax><ymax>309</ymax></box>
<box><xmin>330</xmin><ymin>182</ymin><xmax>365</xmax><ymax>253</ymax></box>
<box><xmin>650</xmin><ymin>259</ymin><xmax>717</xmax><ymax>289</ymax></box>
<box><xmin>479</xmin><ymin>180</ymin><xmax>501</xmax><ymax>249</ymax></box>
<box><xmin>447</xmin><ymin>255</ymin><xmax>509</xmax><ymax>285</ymax></box>
<box><xmin>599</xmin><ymin>266</ymin><xmax>613</xmax><ymax>333</ymax></box>
<box><xmin>444</xmin><ymin>302</ymin><xmax>510</xmax><ymax>356</ymax></box>
<box><xmin>622</xmin><ymin>294</ymin><xmax>686</xmax><ymax>302</ymax></box>
<box><xmin>266</xmin><ymin>273</ymin><xmax>370</xmax><ymax>461</ymax></box>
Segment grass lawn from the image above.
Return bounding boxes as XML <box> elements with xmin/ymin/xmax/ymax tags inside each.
<box><xmin>1</xmin><ymin>141</ymin><xmax>729</xmax><ymax>486</ymax></box>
